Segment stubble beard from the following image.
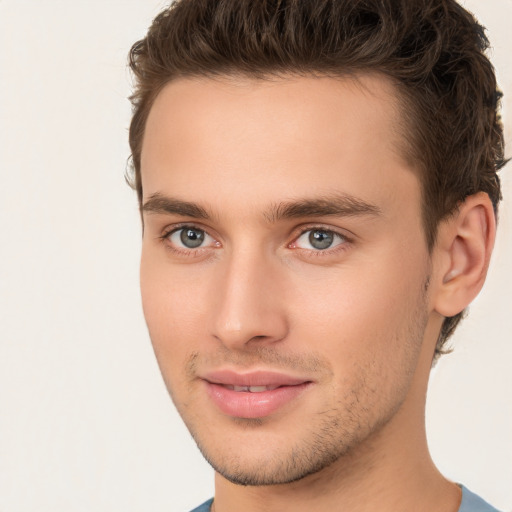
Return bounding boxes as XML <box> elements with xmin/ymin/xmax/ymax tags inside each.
<box><xmin>171</xmin><ymin>279</ymin><xmax>431</xmax><ymax>487</ymax></box>
<box><xmin>192</xmin><ymin>392</ymin><xmax>380</xmax><ymax>487</ymax></box>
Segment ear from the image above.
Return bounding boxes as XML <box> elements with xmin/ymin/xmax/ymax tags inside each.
<box><xmin>432</xmin><ymin>192</ymin><xmax>496</xmax><ymax>317</ymax></box>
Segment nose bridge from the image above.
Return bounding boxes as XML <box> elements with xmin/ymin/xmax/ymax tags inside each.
<box><xmin>212</xmin><ymin>244</ymin><xmax>287</xmax><ymax>349</ymax></box>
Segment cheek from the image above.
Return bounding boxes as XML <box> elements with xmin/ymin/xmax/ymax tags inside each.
<box><xmin>289</xmin><ymin>249</ymin><xmax>428</xmax><ymax>367</ymax></box>
<box><xmin>140</xmin><ymin>251</ymin><xmax>208</xmax><ymax>362</ymax></box>
<box><xmin>290</xmin><ymin>264</ymin><xmax>427</xmax><ymax>418</ymax></box>
<box><xmin>140</xmin><ymin>257</ymin><xmax>216</xmax><ymax>409</ymax></box>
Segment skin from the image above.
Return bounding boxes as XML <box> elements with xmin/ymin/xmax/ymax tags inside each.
<box><xmin>139</xmin><ymin>75</ymin><xmax>494</xmax><ymax>512</ymax></box>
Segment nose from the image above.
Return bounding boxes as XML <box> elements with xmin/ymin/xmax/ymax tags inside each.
<box><xmin>210</xmin><ymin>248</ymin><xmax>289</xmax><ymax>350</ymax></box>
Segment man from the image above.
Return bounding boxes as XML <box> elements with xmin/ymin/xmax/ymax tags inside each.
<box><xmin>127</xmin><ymin>0</ymin><xmax>506</xmax><ymax>510</ymax></box>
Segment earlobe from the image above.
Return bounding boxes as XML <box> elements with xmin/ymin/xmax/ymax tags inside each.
<box><xmin>433</xmin><ymin>192</ymin><xmax>496</xmax><ymax>318</ymax></box>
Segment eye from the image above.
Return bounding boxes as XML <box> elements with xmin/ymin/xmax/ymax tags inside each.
<box><xmin>293</xmin><ymin>229</ymin><xmax>346</xmax><ymax>251</ymax></box>
<box><xmin>167</xmin><ymin>227</ymin><xmax>214</xmax><ymax>249</ymax></box>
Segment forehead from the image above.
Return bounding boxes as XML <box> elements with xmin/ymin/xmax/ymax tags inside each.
<box><xmin>140</xmin><ymin>74</ymin><xmax>419</xmax><ymax>220</ymax></box>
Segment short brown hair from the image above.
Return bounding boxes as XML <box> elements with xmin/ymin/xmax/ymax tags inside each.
<box><xmin>127</xmin><ymin>0</ymin><xmax>506</xmax><ymax>357</ymax></box>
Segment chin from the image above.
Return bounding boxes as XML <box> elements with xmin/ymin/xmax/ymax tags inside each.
<box><xmin>188</xmin><ymin>416</ymin><xmax>360</xmax><ymax>487</ymax></box>
<box><xmin>204</xmin><ymin>448</ymin><xmax>343</xmax><ymax>487</ymax></box>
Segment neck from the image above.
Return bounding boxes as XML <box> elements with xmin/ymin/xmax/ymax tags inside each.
<box><xmin>215</xmin><ymin>406</ymin><xmax>461</xmax><ymax>512</ymax></box>
<box><xmin>213</xmin><ymin>416</ymin><xmax>460</xmax><ymax>512</ymax></box>
<box><xmin>212</xmin><ymin>322</ymin><xmax>461</xmax><ymax>512</ymax></box>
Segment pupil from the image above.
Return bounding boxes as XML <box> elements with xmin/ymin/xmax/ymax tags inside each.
<box><xmin>180</xmin><ymin>228</ymin><xmax>204</xmax><ymax>248</ymax></box>
<box><xmin>309</xmin><ymin>230</ymin><xmax>333</xmax><ymax>250</ymax></box>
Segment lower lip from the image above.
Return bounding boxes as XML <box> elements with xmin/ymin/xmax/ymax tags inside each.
<box><xmin>205</xmin><ymin>382</ymin><xmax>311</xmax><ymax>419</ymax></box>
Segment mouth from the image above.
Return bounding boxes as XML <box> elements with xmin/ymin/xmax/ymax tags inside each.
<box><xmin>201</xmin><ymin>370</ymin><xmax>313</xmax><ymax>419</ymax></box>
<box><xmin>223</xmin><ymin>384</ymin><xmax>281</xmax><ymax>392</ymax></box>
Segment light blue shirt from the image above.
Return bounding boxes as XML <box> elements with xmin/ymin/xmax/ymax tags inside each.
<box><xmin>459</xmin><ymin>486</ymin><xmax>502</xmax><ymax>512</ymax></box>
<box><xmin>189</xmin><ymin>486</ymin><xmax>502</xmax><ymax>511</ymax></box>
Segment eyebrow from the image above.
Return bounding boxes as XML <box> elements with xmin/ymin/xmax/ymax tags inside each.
<box><xmin>142</xmin><ymin>193</ymin><xmax>211</xmax><ymax>220</ymax></box>
<box><xmin>265</xmin><ymin>194</ymin><xmax>382</xmax><ymax>223</ymax></box>
<box><xmin>142</xmin><ymin>192</ymin><xmax>382</xmax><ymax>223</ymax></box>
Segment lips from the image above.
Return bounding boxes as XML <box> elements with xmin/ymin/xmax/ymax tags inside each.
<box><xmin>202</xmin><ymin>370</ymin><xmax>312</xmax><ymax>419</ymax></box>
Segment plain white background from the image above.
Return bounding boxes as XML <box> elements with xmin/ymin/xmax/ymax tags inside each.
<box><xmin>0</xmin><ymin>1</ymin><xmax>510</xmax><ymax>511</ymax></box>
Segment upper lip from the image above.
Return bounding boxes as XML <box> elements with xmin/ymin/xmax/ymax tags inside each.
<box><xmin>201</xmin><ymin>369</ymin><xmax>311</xmax><ymax>387</ymax></box>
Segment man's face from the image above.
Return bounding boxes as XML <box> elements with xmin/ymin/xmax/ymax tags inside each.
<box><xmin>140</xmin><ymin>75</ymin><xmax>437</xmax><ymax>485</ymax></box>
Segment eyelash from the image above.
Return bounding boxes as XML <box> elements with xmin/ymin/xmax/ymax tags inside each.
<box><xmin>158</xmin><ymin>223</ymin><xmax>352</xmax><ymax>258</ymax></box>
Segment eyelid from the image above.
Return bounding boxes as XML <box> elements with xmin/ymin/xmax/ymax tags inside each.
<box><xmin>160</xmin><ymin>222</ymin><xmax>217</xmax><ymax>239</ymax></box>
<box><xmin>290</xmin><ymin>223</ymin><xmax>353</xmax><ymax>242</ymax></box>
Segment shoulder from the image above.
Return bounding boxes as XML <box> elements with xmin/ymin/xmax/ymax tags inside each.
<box><xmin>189</xmin><ymin>498</ymin><xmax>214</xmax><ymax>512</ymax></box>
<box><xmin>459</xmin><ymin>486</ymin><xmax>502</xmax><ymax>512</ymax></box>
